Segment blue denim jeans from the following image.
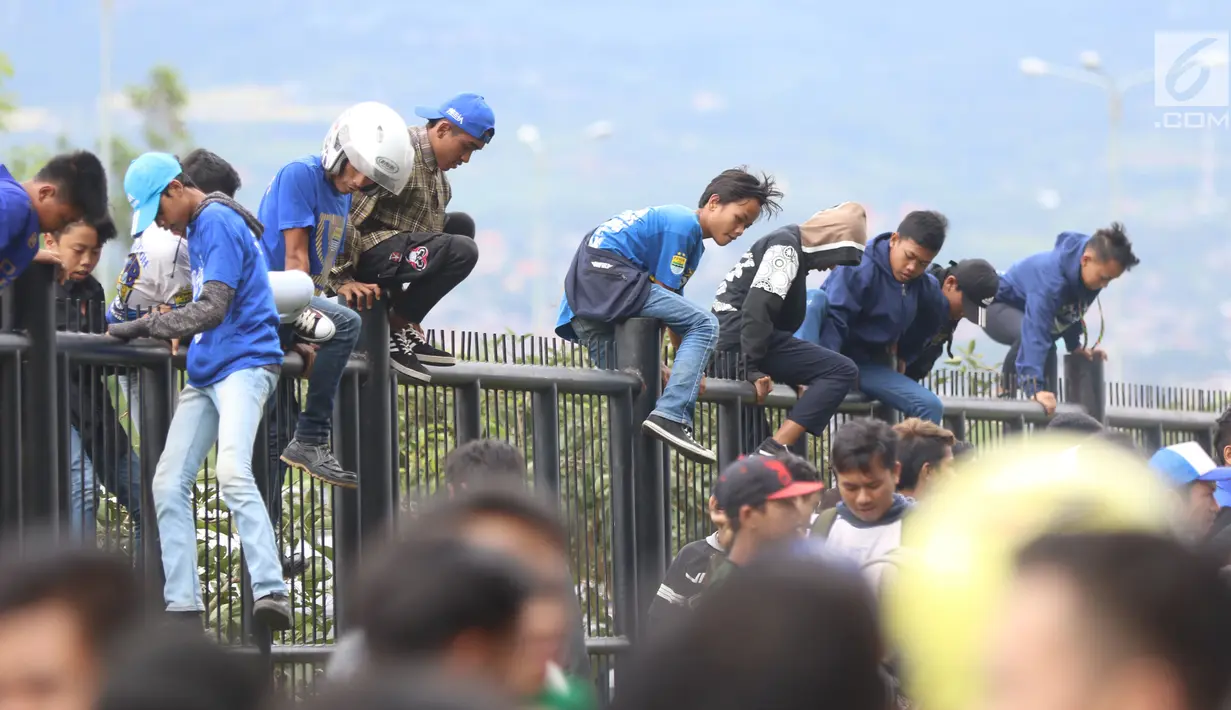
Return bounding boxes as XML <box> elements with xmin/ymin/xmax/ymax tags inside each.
<box><xmin>152</xmin><ymin>366</ymin><xmax>285</xmax><ymax>611</ymax></box>
<box><xmin>295</xmin><ymin>295</ymin><xmax>361</xmax><ymax>444</ymax></box>
<box><xmin>68</xmin><ymin>426</ymin><xmax>144</xmax><ymax>552</ymax></box>
<box><xmin>572</xmin><ymin>284</ymin><xmax>718</xmax><ymax>426</ymax></box>
<box><xmin>857</xmin><ymin>364</ymin><xmax>944</xmax><ymax>424</ymax></box>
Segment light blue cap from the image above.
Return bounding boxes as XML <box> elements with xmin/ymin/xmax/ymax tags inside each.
<box><xmin>123</xmin><ymin>152</ymin><xmax>182</xmax><ymax>236</ymax></box>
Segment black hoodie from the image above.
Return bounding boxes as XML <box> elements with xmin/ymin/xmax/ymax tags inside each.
<box><xmin>711</xmin><ymin>203</ymin><xmax>867</xmax><ymax>382</ymax></box>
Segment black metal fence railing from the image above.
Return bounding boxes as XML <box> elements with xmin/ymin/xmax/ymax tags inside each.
<box><xmin>2</xmin><ymin>263</ymin><xmax>1227</xmax><ymax>700</ymax></box>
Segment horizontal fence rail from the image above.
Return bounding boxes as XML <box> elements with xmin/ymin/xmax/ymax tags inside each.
<box><xmin>2</xmin><ymin>263</ymin><xmax>1228</xmax><ymax>700</ymax></box>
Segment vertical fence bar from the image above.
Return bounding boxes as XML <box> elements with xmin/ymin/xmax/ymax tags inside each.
<box><xmin>0</xmin><ymin>350</ymin><xmax>19</xmax><ymax>533</ymax></box>
<box><xmin>358</xmin><ymin>308</ymin><xmax>394</xmax><ymax>540</ymax></box>
<box><xmin>1064</xmin><ymin>355</ymin><xmax>1106</xmax><ymax>422</ymax></box>
<box><xmin>138</xmin><ymin>358</ymin><xmax>172</xmax><ymax>586</ymax></box>
<box><xmin>531</xmin><ymin>385</ymin><xmax>561</xmax><ymax>495</ymax></box>
<box><xmin>455</xmin><ymin>382</ymin><xmax>483</xmax><ymax>444</ymax></box>
<box><xmin>608</xmin><ymin>388</ymin><xmax>637</xmax><ymax>640</ymax></box>
<box><xmin>716</xmin><ymin>398</ymin><xmax>741</xmax><ymax>469</ymax></box>
<box><xmin>15</xmin><ymin>265</ymin><xmax>59</xmax><ymax>531</ymax></box>
<box><xmin>332</xmin><ymin>371</ymin><xmax>362</xmax><ymax>632</ymax></box>
<box><xmin>614</xmin><ymin>317</ymin><xmax>666</xmax><ymax>628</ymax></box>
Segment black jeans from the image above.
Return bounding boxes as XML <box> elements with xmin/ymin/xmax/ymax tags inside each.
<box><xmin>982</xmin><ymin>301</ymin><xmax>1058</xmax><ymax>395</ymax></box>
<box><xmin>356</xmin><ymin>218</ymin><xmax>479</xmax><ymax>324</ymax></box>
<box><xmin>716</xmin><ymin>331</ymin><xmax>858</xmax><ymax>452</ymax></box>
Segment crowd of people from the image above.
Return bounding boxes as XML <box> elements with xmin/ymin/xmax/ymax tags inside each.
<box><xmin>2</xmin><ymin>421</ymin><xmax>1230</xmax><ymax>710</ymax></box>
<box><xmin>0</xmin><ymin>90</ymin><xmax>1218</xmax><ymax>710</ymax></box>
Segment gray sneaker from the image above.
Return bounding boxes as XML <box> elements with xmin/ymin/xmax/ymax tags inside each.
<box><xmin>280</xmin><ymin>439</ymin><xmax>358</xmax><ymax>489</ymax></box>
<box><xmin>253</xmin><ymin>593</ymin><xmax>292</xmax><ymax>631</ymax></box>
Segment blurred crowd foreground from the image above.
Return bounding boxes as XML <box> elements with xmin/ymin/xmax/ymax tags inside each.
<box><xmin>0</xmin><ymin>432</ymin><xmax>1229</xmax><ymax>710</ymax></box>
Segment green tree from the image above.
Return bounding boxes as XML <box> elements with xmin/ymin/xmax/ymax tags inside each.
<box><xmin>0</xmin><ymin>52</ymin><xmax>15</xmax><ymax>130</ymax></box>
<box><xmin>108</xmin><ymin>65</ymin><xmax>192</xmax><ymax>240</ymax></box>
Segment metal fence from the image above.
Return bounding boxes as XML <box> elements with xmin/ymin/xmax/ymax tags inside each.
<box><xmin>1</xmin><ymin>264</ymin><xmax>1227</xmax><ymax>700</ymax></box>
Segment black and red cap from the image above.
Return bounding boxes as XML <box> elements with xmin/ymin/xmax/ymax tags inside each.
<box><xmin>714</xmin><ymin>456</ymin><xmax>825</xmax><ymax>513</ymax></box>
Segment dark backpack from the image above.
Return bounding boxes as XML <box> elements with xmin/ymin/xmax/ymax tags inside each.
<box><xmin>562</xmin><ymin>231</ymin><xmax>652</xmax><ymax>326</ymax></box>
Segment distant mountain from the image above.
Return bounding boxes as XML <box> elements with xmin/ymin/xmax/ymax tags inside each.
<box><xmin>3</xmin><ymin>0</ymin><xmax>1230</xmax><ymax>386</ymax></box>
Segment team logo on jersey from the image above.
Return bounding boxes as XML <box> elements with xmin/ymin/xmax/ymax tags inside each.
<box><xmin>669</xmin><ymin>252</ymin><xmax>687</xmax><ymax>276</ymax></box>
<box><xmin>407</xmin><ymin>246</ymin><xmax>429</xmax><ymax>271</ymax></box>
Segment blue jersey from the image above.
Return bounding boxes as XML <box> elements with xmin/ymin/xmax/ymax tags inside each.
<box><xmin>555</xmin><ymin>205</ymin><xmax>705</xmax><ymax>334</ymax></box>
<box><xmin>0</xmin><ymin>165</ymin><xmax>39</xmax><ymax>292</ymax></box>
<box><xmin>256</xmin><ymin>155</ymin><xmax>350</xmax><ymax>291</ymax></box>
<box><xmin>186</xmin><ymin>203</ymin><xmax>282</xmax><ymax>388</ymax></box>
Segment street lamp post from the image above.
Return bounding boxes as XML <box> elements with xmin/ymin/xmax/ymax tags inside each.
<box><xmin>100</xmin><ymin>0</ymin><xmax>113</xmax><ymax>187</ymax></box>
<box><xmin>516</xmin><ymin>122</ymin><xmax>614</xmax><ymax>332</ymax></box>
<box><xmin>1019</xmin><ymin>52</ymin><xmax>1152</xmax><ymax>220</ymax></box>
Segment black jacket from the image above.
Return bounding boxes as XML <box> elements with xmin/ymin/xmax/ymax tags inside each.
<box><xmin>712</xmin><ymin>207</ymin><xmax>866</xmax><ymax>382</ymax></box>
<box><xmin>903</xmin><ymin>263</ymin><xmax>958</xmax><ymax>382</ymax></box>
<box><xmin>56</xmin><ymin>276</ymin><xmax>135</xmax><ymax>484</ymax></box>
<box><xmin>712</xmin><ymin>225</ymin><xmax>810</xmax><ymax>382</ymax></box>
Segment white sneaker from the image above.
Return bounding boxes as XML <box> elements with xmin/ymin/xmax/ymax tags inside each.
<box><xmin>293</xmin><ymin>307</ymin><xmax>336</xmax><ymax>344</ymax></box>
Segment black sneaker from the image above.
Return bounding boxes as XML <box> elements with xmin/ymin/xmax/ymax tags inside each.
<box><xmin>253</xmin><ymin>593</ymin><xmax>292</xmax><ymax>631</ymax></box>
<box><xmin>641</xmin><ymin>414</ymin><xmax>717</xmax><ymax>465</ymax></box>
<box><xmin>755</xmin><ymin>437</ymin><xmax>788</xmax><ymax>458</ymax></box>
<box><xmin>281</xmin><ymin>554</ymin><xmax>307</xmax><ymax>578</ymax></box>
<box><xmin>404</xmin><ymin>327</ymin><xmax>456</xmax><ymax>366</ymax></box>
<box><xmin>391</xmin><ymin>329</ymin><xmax>432</xmax><ymax>382</ymax></box>
<box><xmin>280</xmin><ymin>439</ymin><xmax>358</xmax><ymax>489</ymax></box>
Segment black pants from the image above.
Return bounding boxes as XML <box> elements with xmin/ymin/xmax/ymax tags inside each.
<box><xmin>356</xmin><ymin>215</ymin><xmax>478</xmax><ymax>324</ymax></box>
<box><xmin>982</xmin><ymin>301</ymin><xmax>1058</xmax><ymax>394</ymax></box>
<box><xmin>716</xmin><ymin>331</ymin><xmax>858</xmax><ymax>452</ymax></box>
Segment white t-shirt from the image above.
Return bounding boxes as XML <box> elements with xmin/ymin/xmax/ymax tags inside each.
<box><xmin>107</xmin><ymin>226</ymin><xmax>193</xmax><ymax>323</ymax></box>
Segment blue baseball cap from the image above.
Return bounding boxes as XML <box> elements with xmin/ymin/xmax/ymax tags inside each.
<box><xmin>1148</xmin><ymin>442</ymin><xmax>1231</xmax><ymax>487</ymax></box>
<box><xmin>124</xmin><ymin>152</ymin><xmax>182</xmax><ymax>236</ymax></box>
<box><xmin>415</xmin><ymin>93</ymin><xmax>495</xmax><ymax>144</ymax></box>
<box><xmin>1215</xmin><ymin>482</ymin><xmax>1231</xmax><ymax>508</ymax></box>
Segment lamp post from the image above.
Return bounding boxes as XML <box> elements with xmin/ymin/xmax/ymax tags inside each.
<box><xmin>99</xmin><ymin>0</ymin><xmax>113</xmax><ymax>187</ymax></box>
<box><xmin>516</xmin><ymin>121</ymin><xmax>614</xmax><ymax>332</ymax></box>
<box><xmin>1019</xmin><ymin>52</ymin><xmax>1152</xmax><ymax>219</ymax></box>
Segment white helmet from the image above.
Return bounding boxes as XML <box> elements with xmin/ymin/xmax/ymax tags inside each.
<box><xmin>322</xmin><ymin>101</ymin><xmax>412</xmax><ymax>195</ymax></box>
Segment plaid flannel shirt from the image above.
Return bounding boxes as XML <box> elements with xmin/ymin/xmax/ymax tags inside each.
<box><xmin>331</xmin><ymin>125</ymin><xmax>452</xmax><ymax>285</ymax></box>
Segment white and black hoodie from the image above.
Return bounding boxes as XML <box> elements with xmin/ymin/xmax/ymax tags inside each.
<box><xmin>711</xmin><ymin>203</ymin><xmax>868</xmax><ymax>381</ymax></box>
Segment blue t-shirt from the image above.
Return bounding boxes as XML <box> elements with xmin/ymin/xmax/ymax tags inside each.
<box><xmin>256</xmin><ymin>155</ymin><xmax>350</xmax><ymax>288</ymax></box>
<box><xmin>554</xmin><ymin>205</ymin><xmax>705</xmax><ymax>335</ymax></box>
<box><xmin>186</xmin><ymin>203</ymin><xmax>282</xmax><ymax>388</ymax></box>
<box><xmin>0</xmin><ymin>165</ymin><xmax>39</xmax><ymax>293</ymax></box>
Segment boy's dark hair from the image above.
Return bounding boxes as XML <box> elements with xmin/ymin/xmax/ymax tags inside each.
<box><xmin>97</xmin><ymin>625</ymin><xmax>269</xmax><ymax>710</ymax></box>
<box><xmin>697</xmin><ymin>166</ymin><xmax>783</xmax><ymax>217</ymax></box>
<box><xmin>443</xmin><ymin>439</ymin><xmax>527</xmax><ymax>487</ymax></box>
<box><xmin>355</xmin><ymin>537</ymin><xmax>537</xmax><ymax>661</ymax></box>
<box><xmin>1016</xmin><ymin>532</ymin><xmax>1231</xmax><ymax>710</ymax></box>
<box><xmin>830</xmin><ymin>418</ymin><xmax>899</xmax><ymax>475</ymax></box>
<box><xmin>896</xmin><ymin>210</ymin><xmax>948</xmax><ymax>252</ymax></box>
<box><xmin>34</xmin><ymin>150</ymin><xmax>109</xmax><ymax>221</ymax></box>
<box><xmin>0</xmin><ymin>537</ymin><xmax>142</xmax><ymax>654</ymax></box>
<box><xmin>951</xmin><ymin>440</ymin><xmax>975</xmax><ymax>459</ymax></box>
<box><xmin>52</xmin><ymin>215</ymin><xmax>118</xmax><ymax>246</ymax></box>
<box><xmin>161</xmin><ymin>172</ymin><xmax>197</xmax><ymax>196</ymax></box>
<box><xmin>1046</xmin><ymin>411</ymin><xmax>1105</xmax><ymax>434</ymax></box>
<box><xmin>396</xmin><ymin>483</ymin><xmax>569</xmax><ymax>563</ymax></box>
<box><xmin>1215</xmin><ymin>406</ymin><xmax>1231</xmax><ymax>465</ymax></box>
<box><xmin>893</xmin><ymin>418</ymin><xmax>956</xmax><ymax>492</ymax></box>
<box><xmin>613</xmin><ymin>557</ymin><xmax>887</xmax><ymax>710</ymax></box>
<box><xmin>1087</xmin><ymin>222</ymin><xmax>1139</xmax><ymax>270</ymax></box>
<box><xmin>776</xmin><ymin>452</ymin><xmax>821</xmax><ymax>483</ymax></box>
<box><xmin>181</xmin><ymin>149</ymin><xmax>241</xmax><ymax>197</ymax></box>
